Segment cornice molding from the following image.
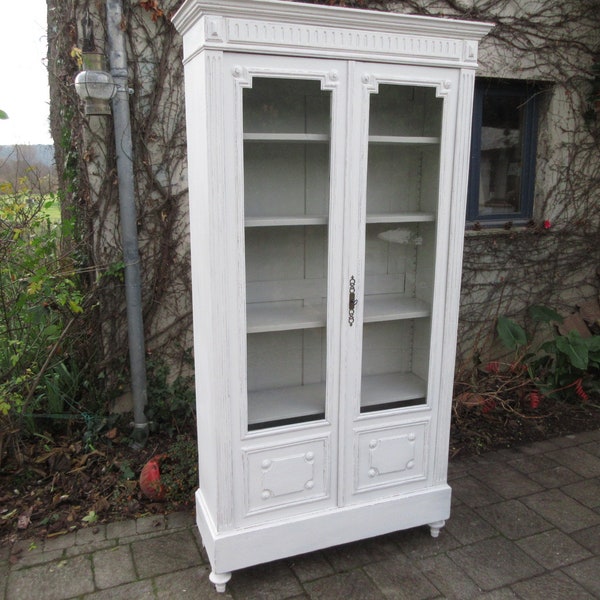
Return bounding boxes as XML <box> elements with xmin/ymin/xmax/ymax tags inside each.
<box><xmin>173</xmin><ymin>0</ymin><xmax>493</xmax><ymax>67</ymax></box>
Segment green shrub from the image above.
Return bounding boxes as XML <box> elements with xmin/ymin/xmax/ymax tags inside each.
<box><xmin>497</xmin><ymin>305</ymin><xmax>600</xmax><ymax>401</ymax></box>
<box><xmin>0</xmin><ymin>188</ymin><xmax>85</xmax><ymax>439</ymax></box>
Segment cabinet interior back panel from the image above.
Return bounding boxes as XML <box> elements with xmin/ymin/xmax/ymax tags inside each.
<box><xmin>245</xmin><ymin>226</ymin><xmax>327</xmax><ymax>290</ymax></box>
<box><xmin>247</xmin><ymin>328</ymin><xmax>326</xmax><ymax>391</ymax></box>
<box><xmin>243</xmin><ymin>78</ymin><xmax>330</xmax><ymax>135</ymax></box>
<box><xmin>366</xmin><ymin>146</ymin><xmax>423</xmax><ymax>213</ymax></box>
<box><xmin>244</xmin><ymin>143</ymin><xmax>330</xmax><ymax>217</ymax></box>
<box><xmin>369</xmin><ymin>85</ymin><xmax>442</xmax><ymax>138</ymax></box>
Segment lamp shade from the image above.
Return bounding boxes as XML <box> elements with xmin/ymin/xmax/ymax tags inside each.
<box><xmin>75</xmin><ymin>69</ymin><xmax>117</xmax><ymax>115</ymax></box>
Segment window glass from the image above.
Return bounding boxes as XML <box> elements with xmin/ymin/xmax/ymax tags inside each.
<box><xmin>467</xmin><ymin>79</ymin><xmax>540</xmax><ymax>226</ymax></box>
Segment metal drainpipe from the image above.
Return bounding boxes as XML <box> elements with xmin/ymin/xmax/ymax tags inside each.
<box><xmin>106</xmin><ymin>0</ymin><xmax>149</xmax><ymax>448</ymax></box>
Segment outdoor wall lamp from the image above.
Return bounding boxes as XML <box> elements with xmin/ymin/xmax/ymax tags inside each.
<box><xmin>74</xmin><ymin>52</ymin><xmax>117</xmax><ymax>115</ymax></box>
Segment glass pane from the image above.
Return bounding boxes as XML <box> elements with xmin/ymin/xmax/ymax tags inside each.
<box><xmin>360</xmin><ymin>84</ymin><xmax>441</xmax><ymax>413</ymax></box>
<box><xmin>477</xmin><ymin>93</ymin><xmax>524</xmax><ymax>215</ymax></box>
<box><xmin>243</xmin><ymin>78</ymin><xmax>331</xmax><ymax>430</ymax></box>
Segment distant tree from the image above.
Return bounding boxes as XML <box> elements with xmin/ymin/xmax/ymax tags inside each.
<box><xmin>0</xmin><ymin>145</ymin><xmax>57</xmax><ymax>194</ymax></box>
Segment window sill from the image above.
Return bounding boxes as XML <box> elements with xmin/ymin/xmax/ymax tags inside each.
<box><xmin>465</xmin><ymin>221</ymin><xmax>552</xmax><ymax>237</ymax></box>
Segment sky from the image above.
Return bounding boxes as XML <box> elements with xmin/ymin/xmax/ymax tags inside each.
<box><xmin>0</xmin><ymin>0</ymin><xmax>52</xmax><ymax>146</ymax></box>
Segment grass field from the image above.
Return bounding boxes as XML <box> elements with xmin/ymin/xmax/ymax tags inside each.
<box><xmin>0</xmin><ymin>192</ymin><xmax>61</xmax><ymax>223</ymax></box>
<box><xmin>42</xmin><ymin>196</ymin><xmax>61</xmax><ymax>222</ymax></box>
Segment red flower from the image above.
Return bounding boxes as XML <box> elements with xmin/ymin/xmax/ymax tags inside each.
<box><xmin>529</xmin><ymin>390</ymin><xmax>542</xmax><ymax>409</ymax></box>
<box><xmin>542</xmin><ymin>220</ymin><xmax>551</xmax><ymax>230</ymax></box>
<box><xmin>574</xmin><ymin>378</ymin><xmax>589</xmax><ymax>401</ymax></box>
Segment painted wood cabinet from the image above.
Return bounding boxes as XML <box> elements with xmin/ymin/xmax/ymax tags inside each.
<box><xmin>173</xmin><ymin>0</ymin><xmax>492</xmax><ymax>592</ymax></box>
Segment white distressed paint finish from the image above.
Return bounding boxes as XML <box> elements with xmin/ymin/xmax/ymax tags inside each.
<box><xmin>173</xmin><ymin>0</ymin><xmax>492</xmax><ymax>592</ymax></box>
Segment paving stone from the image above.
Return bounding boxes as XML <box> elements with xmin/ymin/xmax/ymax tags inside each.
<box><xmin>132</xmin><ymin>529</ymin><xmax>202</xmax><ymax>579</ymax></box>
<box><xmin>546</xmin><ymin>447</ymin><xmax>600</xmax><ymax>478</ymax></box>
<box><xmin>562</xmin><ymin>556</ymin><xmax>600</xmax><ymax>597</ymax></box>
<box><xmin>515</xmin><ymin>529</ymin><xmax>592</xmax><ymax>569</ymax></box>
<box><xmin>7</xmin><ymin>554</ymin><xmax>94</xmax><ymax>600</ymax></box>
<box><xmin>0</xmin><ymin>562</ymin><xmax>8</xmax><ymax>600</ymax></box>
<box><xmin>443</xmin><ymin>504</ymin><xmax>497</xmax><ymax>545</ymax></box>
<box><xmin>561</xmin><ymin>477</ymin><xmax>600</xmax><ymax>508</ymax></box>
<box><xmin>468</xmin><ymin>463</ymin><xmax>543</xmax><ymax>499</ymax></box>
<box><xmin>364</xmin><ymin>555</ymin><xmax>439</xmax><ymax>600</ymax></box>
<box><xmin>287</xmin><ymin>551</ymin><xmax>335</xmax><ymax>582</ymax></box>
<box><xmin>82</xmin><ymin>579</ymin><xmax>156</xmax><ymax>599</ymax></box>
<box><xmin>136</xmin><ymin>514</ymin><xmax>166</xmax><ymax>535</ymax></box>
<box><xmin>475</xmin><ymin>499</ymin><xmax>551</xmax><ymax>540</ymax></box>
<box><xmin>580</xmin><ymin>441</ymin><xmax>600</xmax><ymax>457</ymax></box>
<box><xmin>106</xmin><ymin>518</ymin><xmax>137</xmax><ymax>540</ymax></box>
<box><xmin>507</xmin><ymin>454</ymin><xmax>557</xmax><ymax>474</ymax></box>
<box><xmin>303</xmin><ymin>569</ymin><xmax>386</xmax><ymax>600</ymax></box>
<box><xmin>549</xmin><ymin>434</ymin><xmax>581</xmax><ymax>447</ymax></box>
<box><xmin>322</xmin><ymin>534</ymin><xmax>398</xmax><ymax>571</ymax></box>
<box><xmin>447</xmin><ymin>537</ymin><xmax>544</xmax><ymax>591</ymax></box>
<box><xmin>154</xmin><ymin>564</ymin><xmax>230</xmax><ymax>599</ymax></box>
<box><xmin>572</xmin><ymin>524</ymin><xmax>600</xmax><ymax>553</ymax></box>
<box><xmin>449</xmin><ymin>475</ymin><xmax>502</xmax><ymax>508</ymax></box>
<box><xmin>165</xmin><ymin>510</ymin><xmax>195</xmax><ymax>531</ymax></box>
<box><xmin>65</xmin><ymin>538</ymin><xmax>115</xmax><ymax>558</ymax></box>
<box><xmin>520</xmin><ymin>488</ymin><xmax>600</xmax><ymax>533</ymax></box>
<box><xmin>76</xmin><ymin>524</ymin><xmax>106</xmax><ymax>545</ymax></box>
<box><xmin>43</xmin><ymin>532</ymin><xmax>77</xmax><ymax>552</ymax></box>
<box><xmin>527</xmin><ymin>465</ymin><xmax>582</xmax><ymax>488</ymax></box>
<box><xmin>417</xmin><ymin>554</ymin><xmax>481</xmax><ymax>599</ymax></box>
<box><xmin>475</xmin><ymin>590</ymin><xmax>518</xmax><ymax>599</ymax></box>
<box><xmin>93</xmin><ymin>544</ymin><xmax>137</xmax><ymax>589</ymax></box>
<box><xmin>229</xmin><ymin>560</ymin><xmax>304</xmax><ymax>600</ymax></box>
<box><xmin>447</xmin><ymin>460</ymin><xmax>470</xmax><ymax>480</ymax></box>
<box><xmin>0</xmin><ymin>543</ymin><xmax>9</xmax><ymax>561</ymax></box>
<box><xmin>510</xmin><ymin>571</ymin><xmax>596</xmax><ymax>599</ymax></box>
<box><xmin>9</xmin><ymin>546</ymin><xmax>65</xmax><ymax>570</ymax></box>
<box><xmin>489</xmin><ymin>448</ymin><xmax>523</xmax><ymax>462</ymax></box>
<box><xmin>9</xmin><ymin>538</ymin><xmax>59</xmax><ymax>570</ymax></box>
<box><xmin>393</xmin><ymin>525</ymin><xmax>460</xmax><ymax>561</ymax></box>
<box><xmin>574</xmin><ymin>430</ymin><xmax>600</xmax><ymax>442</ymax></box>
<box><xmin>517</xmin><ymin>440</ymin><xmax>561</xmax><ymax>455</ymax></box>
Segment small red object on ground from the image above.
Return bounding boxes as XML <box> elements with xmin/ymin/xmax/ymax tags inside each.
<box><xmin>140</xmin><ymin>454</ymin><xmax>167</xmax><ymax>500</ymax></box>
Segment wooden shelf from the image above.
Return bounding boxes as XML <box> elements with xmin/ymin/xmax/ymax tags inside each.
<box><xmin>245</xmin><ymin>213</ymin><xmax>433</xmax><ymax>227</ymax></box>
<box><xmin>366</xmin><ymin>212</ymin><xmax>435</xmax><ymax>223</ymax></box>
<box><xmin>244</xmin><ymin>133</ymin><xmax>329</xmax><ymax>142</ymax></box>
<box><xmin>245</xmin><ymin>215</ymin><xmax>328</xmax><ymax>227</ymax></box>
<box><xmin>368</xmin><ymin>135</ymin><xmax>439</xmax><ymax>145</ymax></box>
<box><xmin>247</xmin><ymin>371</ymin><xmax>427</xmax><ymax>427</ymax></box>
<box><xmin>248</xmin><ymin>381</ymin><xmax>326</xmax><ymax>427</ymax></box>
<box><xmin>244</xmin><ymin>134</ymin><xmax>437</xmax><ymax>145</ymax></box>
<box><xmin>247</xmin><ymin>296</ymin><xmax>429</xmax><ymax>333</ymax></box>
<box><xmin>247</xmin><ymin>304</ymin><xmax>326</xmax><ymax>333</ymax></box>
<box><xmin>363</xmin><ymin>296</ymin><xmax>430</xmax><ymax>322</ymax></box>
<box><xmin>361</xmin><ymin>372</ymin><xmax>427</xmax><ymax>409</ymax></box>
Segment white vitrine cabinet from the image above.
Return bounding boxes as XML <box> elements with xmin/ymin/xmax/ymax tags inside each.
<box><xmin>173</xmin><ymin>0</ymin><xmax>491</xmax><ymax>591</ymax></box>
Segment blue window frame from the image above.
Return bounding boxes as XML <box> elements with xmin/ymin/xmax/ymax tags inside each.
<box><xmin>467</xmin><ymin>79</ymin><xmax>540</xmax><ymax>227</ymax></box>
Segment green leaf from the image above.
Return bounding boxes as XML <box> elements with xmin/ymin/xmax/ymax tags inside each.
<box><xmin>529</xmin><ymin>305</ymin><xmax>563</xmax><ymax>324</ymax></box>
<box><xmin>556</xmin><ymin>331</ymin><xmax>588</xmax><ymax>370</ymax></box>
<box><xmin>0</xmin><ymin>110</ymin><xmax>8</xmax><ymax>120</ymax></box>
<box><xmin>585</xmin><ymin>336</ymin><xmax>600</xmax><ymax>352</ymax></box>
<box><xmin>497</xmin><ymin>316</ymin><xmax>527</xmax><ymax>350</ymax></box>
<box><xmin>82</xmin><ymin>510</ymin><xmax>98</xmax><ymax>524</ymax></box>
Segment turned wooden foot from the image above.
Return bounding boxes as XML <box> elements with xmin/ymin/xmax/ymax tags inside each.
<box><xmin>428</xmin><ymin>520</ymin><xmax>445</xmax><ymax>538</ymax></box>
<box><xmin>209</xmin><ymin>570</ymin><xmax>232</xmax><ymax>593</ymax></box>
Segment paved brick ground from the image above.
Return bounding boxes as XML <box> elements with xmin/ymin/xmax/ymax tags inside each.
<box><xmin>2</xmin><ymin>430</ymin><xmax>600</xmax><ymax>599</ymax></box>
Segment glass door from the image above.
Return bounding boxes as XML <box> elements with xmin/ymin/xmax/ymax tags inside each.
<box><xmin>243</xmin><ymin>76</ymin><xmax>333</xmax><ymax>431</ymax></box>
<box><xmin>360</xmin><ymin>83</ymin><xmax>443</xmax><ymax>413</ymax></box>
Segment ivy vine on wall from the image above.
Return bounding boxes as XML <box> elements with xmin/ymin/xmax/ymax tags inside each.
<box><xmin>46</xmin><ymin>0</ymin><xmax>600</xmax><ymax>402</ymax></box>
